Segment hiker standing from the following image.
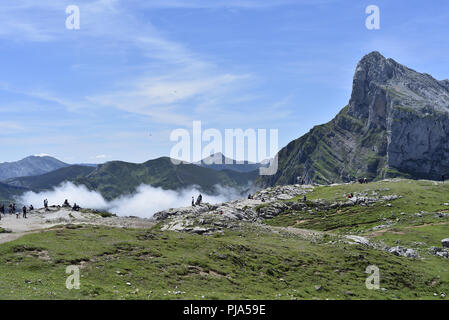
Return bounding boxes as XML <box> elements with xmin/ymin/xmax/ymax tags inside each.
<box><xmin>192</xmin><ymin>196</ymin><xmax>195</xmax><ymax>206</ymax></box>
<box><xmin>44</xmin><ymin>199</ymin><xmax>48</xmax><ymax>210</ymax></box>
<box><xmin>22</xmin><ymin>206</ymin><xmax>27</xmax><ymax>219</ymax></box>
<box><xmin>196</xmin><ymin>194</ymin><xmax>202</xmax><ymax>205</ymax></box>
<box><xmin>0</xmin><ymin>204</ymin><xmax>4</xmax><ymax>216</ymax></box>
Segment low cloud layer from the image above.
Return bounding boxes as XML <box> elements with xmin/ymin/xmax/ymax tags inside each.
<box><xmin>17</xmin><ymin>182</ymin><xmax>249</xmax><ymax>218</ymax></box>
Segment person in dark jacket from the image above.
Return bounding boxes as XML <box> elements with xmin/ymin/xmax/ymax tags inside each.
<box><xmin>22</xmin><ymin>206</ymin><xmax>27</xmax><ymax>219</ymax></box>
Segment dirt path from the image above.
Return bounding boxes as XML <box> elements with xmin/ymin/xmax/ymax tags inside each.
<box><xmin>0</xmin><ymin>207</ymin><xmax>155</xmax><ymax>245</ymax></box>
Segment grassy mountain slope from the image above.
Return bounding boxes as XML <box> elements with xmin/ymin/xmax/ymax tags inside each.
<box><xmin>0</xmin><ymin>182</ymin><xmax>28</xmax><ymax>205</ymax></box>
<box><xmin>5</xmin><ymin>165</ymin><xmax>96</xmax><ymax>191</ymax></box>
<box><xmin>261</xmin><ymin>105</ymin><xmax>388</xmax><ymax>186</ymax></box>
<box><xmin>76</xmin><ymin>157</ymin><xmax>258</xmax><ymax>200</ymax></box>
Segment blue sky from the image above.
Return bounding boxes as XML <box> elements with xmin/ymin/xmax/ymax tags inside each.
<box><xmin>1</xmin><ymin>0</ymin><xmax>449</xmax><ymax>164</ymax></box>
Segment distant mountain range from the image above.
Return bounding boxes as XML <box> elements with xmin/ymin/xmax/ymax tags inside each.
<box><xmin>75</xmin><ymin>157</ymin><xmax>257</xmax><ymax>200</ymax></box>
<box><xmin>0</xmin><ymin>155</ymin><xmax>259</xmax><ymax>203</ymax></box>
<box><xmin>0</xmin><ymin>156</ymin><xmax>69</xmax><ymax>181</ymax></box>
<box><xmin>195</xmin><ymin>152</ymin><xmax>262</xmax><ymax>173</ymax></box>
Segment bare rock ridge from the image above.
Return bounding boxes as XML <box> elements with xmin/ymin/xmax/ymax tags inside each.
<box><xmin>260</xmin><ymin>51</ymin><xmax>449</xmax><ymax>186</ymax></box>
<box><xmin>153</xmin><ymin>183</ymin><xmax>398</xmax><ymax>236</ymax></box>
<box><xmin>153</xmin><ymin>184</ymin><xmax>313</xmax><ymax>235</ymax></box>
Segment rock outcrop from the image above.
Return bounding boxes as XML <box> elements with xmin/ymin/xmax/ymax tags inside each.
<box><xmin>153</xmin><ymin>184</ymin><xmax>314</xmax><ymax>224</ymax></box>
<box><xmin>260</xmin><ymin>51</ymin><xmax>449</xmax><ymax>186</ymax></box>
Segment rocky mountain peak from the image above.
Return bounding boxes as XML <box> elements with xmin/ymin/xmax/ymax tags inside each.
<box><xmin>259</xmin><ymin>52</ymin><xmax>449</xmax><ymax>186</ymax></box>
<box><xmin>349</xmin><ymin>51</ymin><xmax>449</xmax><ymax>124</ymax></box>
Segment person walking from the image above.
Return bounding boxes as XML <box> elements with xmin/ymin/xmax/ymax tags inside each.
<box><xmin>22</xmin><ymin>206</ymin><xmax>27</xmax><ymax>219</ymax></box>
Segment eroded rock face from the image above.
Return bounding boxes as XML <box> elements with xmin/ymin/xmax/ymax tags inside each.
<box><xmin>349</xmin><ymin>51</ymin><xmax>449</xmax><ymax>180</ymax></box>
<box><xmin>260</xmin><ymin>51</ymin><xmax>449</xmax><ymax>186</ymax></box>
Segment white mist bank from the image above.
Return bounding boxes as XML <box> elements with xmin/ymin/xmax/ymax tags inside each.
<box><xmin>16</xmin><ymin>182</ymin><xmax>252</xmax><ymax>218</ymax></box>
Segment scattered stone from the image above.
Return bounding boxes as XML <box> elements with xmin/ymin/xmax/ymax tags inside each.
<box><xmin>388</xmin><ymin>246</ymin><xmax>420</xmax><ymax>258</ymax></box>
<box><xmin>345</xmin><ymin>235</ymin><xmax>370</xmax><ymax>246</ymax></box>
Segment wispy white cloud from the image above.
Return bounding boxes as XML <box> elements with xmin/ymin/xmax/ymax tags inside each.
<box><xmin>0</xmin><ymin>0</ymin><xmax>263</xmax><ymax>127</ymax></box>
<box><xmin>0</xmin><ymin>121</ymin><xmax>26</xmax><ymax>134</ymax></box>
<box><xmin>87</xmin><ymin>73</ymin><xmax>249</xmax><ymax>126</ymax></box>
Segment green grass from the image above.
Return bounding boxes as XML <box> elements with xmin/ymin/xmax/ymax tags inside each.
<box><xmin>266</xmin><ymin>179</ymin><xmax>449</xmax><ymax>233</ymax></box>
<box><xmin>0</xmin><ymin>223</ymin><xmax>447</xmax><ymax>300</ymax></box>
<box><xmin>1</xmin><ymin>179</ymin><xmax>448</xmax><ymax>300</ymax></box>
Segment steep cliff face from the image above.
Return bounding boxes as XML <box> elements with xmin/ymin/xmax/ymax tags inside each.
<box><xmin>261</xmin><ymin>51</ymin><xmax>449</xmax><ymax>186</ymax></box>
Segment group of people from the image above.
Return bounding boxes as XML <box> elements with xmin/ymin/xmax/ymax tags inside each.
<box><xmin>62</xmin><ymin>199</ymin><xmax>81</xmax><ymax>211</ymax></box>
<box><xmin>0</xmin><ymin>203</ymin><xmax>33</xmax><ymax>220</ymax></box>
<box><xmin>296</xmin><ymin>176</ymin><xmax>306</xmax><ymax>185</ymax></box>
<box><xmin>191</xmin><ymin>194</ymin><xmax>203</xmax><ymax>206</ymax></box>
<box><xmin>358</xmin><ymin>177</ymin><xmax>368</xmax><ymax>184</ymax></box>
<box><xmin>0</xmin><ymin>198</ymin><xmax>82</xmax><ymax>221</ymax></box>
